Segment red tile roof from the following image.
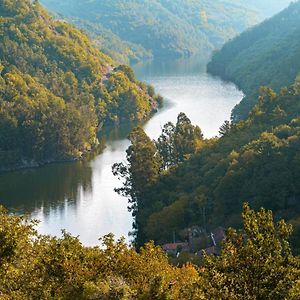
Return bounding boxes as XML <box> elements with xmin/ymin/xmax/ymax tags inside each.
<box><xmin>162</xmin><ymin>242</ymin><xmax>189</xmax><ymax>251</ymax></box>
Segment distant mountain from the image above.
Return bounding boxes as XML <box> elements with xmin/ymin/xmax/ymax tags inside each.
<box><xmin>41</xmin><ymin>0</ymin><xmax>259</xmax><ymax>61</ymax></box>
<box><xmin>233</xmin><ymin>0</ymin><xmax>292</xmax><ymax>17</ymax></box>
<box><xmin>208</xmin><ymin>1</ymin><xmax>300</xmax><ymax>120</ymax></box>
<box><xmin>0</xmin><ymin>0</ymin><xmax>161</xmax><ymax>171</ymax></box>
<box><xmin>70</xmin><ymin>18</ymin><xmax>153</xmax><ymax>64</ymax></box>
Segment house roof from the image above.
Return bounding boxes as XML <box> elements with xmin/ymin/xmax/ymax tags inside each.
<box><xmin>162</xmin><ymin>242</ymin><xmax>189</xmax><ymax>251</ymax></box>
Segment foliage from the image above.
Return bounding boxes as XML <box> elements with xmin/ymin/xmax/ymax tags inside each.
<box><xmin>202</xmin><ymin>203</ymin><xmax>300</xmax><ymax>299</ymax></box>
<box><xmin>0</xmin><ymin>205</ymin><xmax>203</xmax><ymax>299</ymax></box>
<box><xmin>113</xmin><ymin>113</ymin><xmax>203</xmax><ymax>244</ymax></box>
<box><xmin>0</xmin><ymin>0</ymin><xmax>161</xmax><ymax>171</ymax></box>
<box><xmin>118</xmin><ymin>79</ymin><xmax>300</xmax><ymax>253</ymax></box>
<box><xmin>41</xmin><ymin>0</ymin><xmax>259</xmax><ymax>60</ymax></box>
<box><xmin>1</xmin><ymin>204</ymin><xmax>300</xmax><ymax>298</ymax></box>
<box><xmin>65</xmin><ymin>17</ymin><xmax>153</xmax><ymax>65</ymax></box>
<box><xmin>156</xmin><ymin>113</ymin><xmax>203</xmax><ymax>169</ymax></box>
<box><xmin>208</xmin><ymin>1</ymin><xmax>300</xmax><ymax>120</ymax></box>
<box><xmin>113</xmin><ymin>126</ymin><xmax>162</xmax><ymax>216</ymax></box>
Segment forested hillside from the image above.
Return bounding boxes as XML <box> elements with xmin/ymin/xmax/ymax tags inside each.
<box><xmin>234</xmin><ymin>0</ymin><xmax>292</xmax><ymax>17</ymax></box>
<box><xmin>41</xmin><ymin>0</ymin><xmax>258</xmax><ymax>61</ymax></box>
<box><xmin>0</xmin><ymin>0</ymin><xmax>162</xmax><ymax>171</ymax></box>
<box><xmin>114</xmin><ymin>79</ymin><xmax>300</xmax><ymax>254</ymax></box>
<box><xmin>69</xmin><ymin>18</ymin><xmax>153</xmax><ymax>65</ymax></box>
<box><xmin>208</xmin><ymin>1</ymin><xmax>300</xmax><ymax>120</ymax></box>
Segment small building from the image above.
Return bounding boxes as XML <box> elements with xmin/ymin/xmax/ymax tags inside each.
<box><xmin>162</xmin><ymin>242</ymin><xmax>189</xmax><ymax>256</ymax></box>
<box><xmin>162</xmin><ymin>227</ymin><xmax>226</xmax><ymax>257</ymax></box>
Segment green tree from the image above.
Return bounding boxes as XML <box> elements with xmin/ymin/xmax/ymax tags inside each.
<box><xmin>112</xmin><ymin>126</ymin><xmax>161</xmax><ymax>212</ymax></box>
<box><xmin>202</xmin><ymin>203</ymin><xmax>300</xmax><ymax>299</ymax></box>
<box><xmin>219</xmin><ymin>120</ymin><xmax>231</xmax><ymax>137</ymax></box>
<box><xmin>156</xmin><ymin>121</ymin><xmax>176</xmax><ymax>169</ymax></box>
<box><xmin>173</xmin><ymin>113</ymin><xmax>203</xmax><ymax>163</ymax></box>
<box><xmin>156</xmin><ymin>113</ymin><xmax>203</xmax><ymax>169</ymax></box>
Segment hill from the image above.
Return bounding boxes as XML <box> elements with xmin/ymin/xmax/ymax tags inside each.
<box><xmin>208</xmin><ymin>1</ymin><xmax>300</xmax><ymax>120</ymax></box>
<box><xmin>69</xmin><ymin>18</ymin><xmax>153</xmax><ymax>64</ymax></box>
<box><xmin>234</xmin><ymin>0</ymin><xmax>292</xmax><ymax>17</ymax></box>
<box><xmin>41</xmin><ymin>0</ymin><xmax>258</xmax><ymax>61</ymax></box>
<box><xmin>0</xmin><ymin>0</ymin><xmax>161</xmax><ymax>171</ymax></box>
<box><xmin>114</xmin><ymin>79</ymin><xmax>300</xmax><ymax>254</ymax></box>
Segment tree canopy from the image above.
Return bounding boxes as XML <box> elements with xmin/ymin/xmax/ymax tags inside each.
<box><xmin>1</xmin><ymin>203</ymin><xmax>300</xmax><ymax>299</ymax></box>
<box><xmin>116</xmin><ymin>79</ymin><xmax>300</xmax><ymax>254</ymax></box>
<box><xmin>208</xmin><ymin>1</ymin><xmax>300</xmax><ymax>121</ymax></box>
<box><xmin>41</xmin><ymin>0</ymin><xmax>260</xmax><ymax>61</ymax></box>
<box><xmin>0</xmin><ymin>0</ymin><xmax>162</xmax><ymax>171</ymax></box>
<box><xmin>113</xmin><ymin>113</ymin><xmax>204</xmax><ymax>243</ymax></box>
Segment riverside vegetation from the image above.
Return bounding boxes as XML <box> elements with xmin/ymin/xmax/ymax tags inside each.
<box><xmin>0</xmin><ymin>0</ymin><xmax>162</xmax><ymax>171</ymax></box>
<box><xmin>114</xmin><ymin>79</ymin><xmax>300</xmax><ymax>255</ymax></box>
<box><xmin>41</xmin><ymin>0</ymin><xmax>260</xmax><ymax>63</ymax></box>
<box><xmin>208</xmin><ymin>1</ymin><xmax>300</xmax><ymax>120</ymax></box>
<box><xmin>2</xmin><ymin>0</ymin><xmax>300</xmax><ymax>298</ymax></box>
<box><xmin>41</xmin><ymin>0</ymin><xmax>292</xmax><ymax>64</ymax></box>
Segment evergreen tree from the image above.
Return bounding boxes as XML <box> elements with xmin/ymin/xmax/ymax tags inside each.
<box><xmin>112</xmin><ymin>126</ymin><xmax>161</xmax><ymax>213</ymax></box>
<box><xmin>156</xmin><ymin>113</ymin><xmax>203</xmax><ymax>169</ymax></box>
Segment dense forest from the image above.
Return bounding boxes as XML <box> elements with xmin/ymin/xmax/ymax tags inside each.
<box><xmin>2</xmin><ymin>1</ymin><xmax>300</xmax><ymax>298</ymax></box>
<box><xmin>41</xmin><ymin>10</ymin><xmax>153</xmax><ymax>65</ymax></box>
<box><xmin>208</xmin><ymin>1</ymin><xmax>300</xmax><ymax>121</ymax></box>
<box><xmin>41</xmin><ymin>0</ymin><xmax>259</xmax><ymax>62</ymax></box>
<box><xmin>1</xmin><ymin>203</ymin><xmax>300</xmax><ymax>299</ymax></box>
<box><xmin>114</xmin><ymin>78</ymin><xmax>300</xmax><ymax>255</ymax></box>
<box><xmin>68</xmin><ymin>18</ymin><xmax>153</xmax><ymax>65</ymax></box>
<box><xmin>0</xmin><ymin>0</ymin><xmax>162</xmax><ymax>172</ymax></box>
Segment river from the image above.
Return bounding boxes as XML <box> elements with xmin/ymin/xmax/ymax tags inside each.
<box><xmin>0</xmin><ymin>57</ymin><xmax>243</xmax><ymax>246</ymax></box>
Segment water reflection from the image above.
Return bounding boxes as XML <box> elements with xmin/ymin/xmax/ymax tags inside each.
<box><xmin>133</xmin><ymin>54</ymin><xmax>208</xmax><ymax>77</ymax></box>
<box><xmin>0</xmin><ymin>160</ymin><xmax>93</xmax><ymax>214</ymax></box>
<box><xmin>0</xmin><ymin>56</ymin><xmax>243</xmax><ymax>245</ymax></box>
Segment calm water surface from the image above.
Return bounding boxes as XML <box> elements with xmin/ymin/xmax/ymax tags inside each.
<box><xmin>0</xmin><ymin>57</ymin><xmax>243</xmax><ymax>245</ymax></box>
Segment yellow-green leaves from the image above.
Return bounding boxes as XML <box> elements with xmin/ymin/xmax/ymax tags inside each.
<box><xmin>0</xmin><ymin>0</ymin><xmax>161</xmax><ymax>171</ymax></box>
<box><xmin>1</xmin><ymin>204</ymin><xmax>299</xmax><ymax>299</ymax></box>
<box><xmin>202</xmin><ymin>204</ymin><xmax>300</xmax><ymax>300</ymax></box>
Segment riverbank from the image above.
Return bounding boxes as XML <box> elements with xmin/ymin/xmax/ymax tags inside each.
<box><xmin>0</xmin><ymin>143</ymin><xmax>104</xmax><ymax>174</ymax></box>
<box><xmin>0</xmin><ymin>57</ymin><xmax>243</xmax><ymax>246</ymax></box>
<box><xmin>0</xmin><ymin>92</ymin><xmax>162</xmax><ymax>174</ymax></box>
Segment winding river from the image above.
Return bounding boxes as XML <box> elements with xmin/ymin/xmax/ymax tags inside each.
<box><xmin>0</xmin><ymin>57</ymin><xmax>243</xmax><ymax>246</ymax></box>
